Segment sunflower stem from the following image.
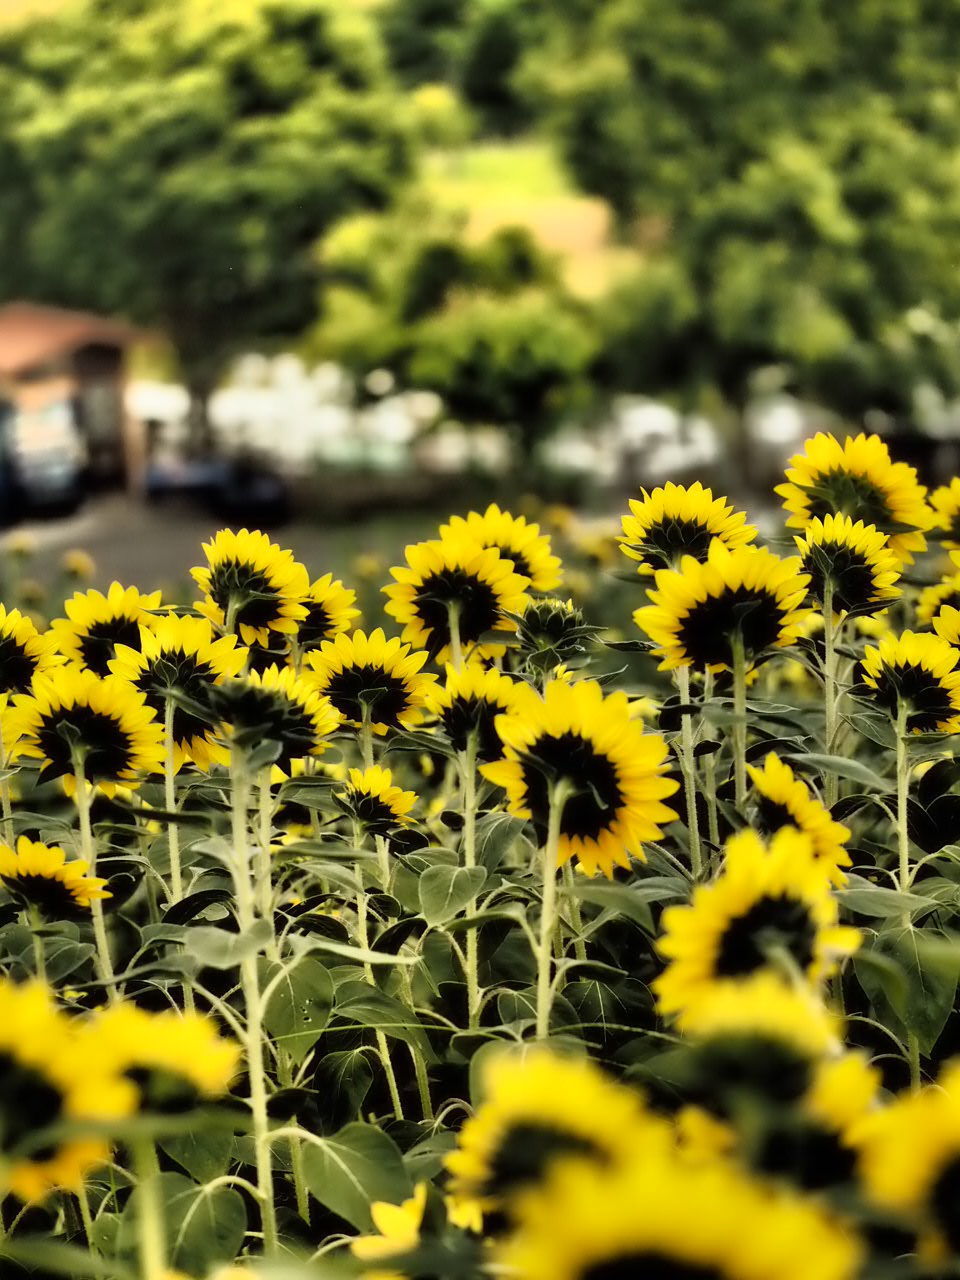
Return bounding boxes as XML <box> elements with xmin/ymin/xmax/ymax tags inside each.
<box><xmin>676</xmin><ymin>665</ymin><xmax>703</xmax><ymax>880</ymax></box>
<box><xmin>162</xmin><ymin>696</ymin><xmax>183</xmax><ymax>904</ymax></box>
<box><xmin>256</xmin><ymin>770</ymin><xmax>278</xmax><ymax>959</ymax></box>
<box><xmin>133</xmin><ymin>1139</ymin><xmax>166</xmax><ymax>1280</ymax></box>
<box><xmin>536</xmin><ymin>779</ymin><xmax>571</xmax><ymax>1040</ymax></box>
<box><xmin>895</xmin><ymin>701</ymin><xmax>912</xmax><ymax>913</ymax></box>
<box><xmin>0</xmin><ymin>718</ymin><xmax>13</xmax><ymax>848</ymax></box>
<box><xmin>76</xmin><ymin>1186</ymin><xmax>100</xmax><ymax>1268</ymax></box>
<box><xmin>277</xmin><ymin>1054</ymin><xmax>310</xmax><ymax>1223</ymax></box>
<box><xmin>730</xmin><ymin>631</ymin><xmax>748</xmax><ymax>808</ymax></box>
<box><xmin>376</xmin><ymin>834</ymin><xmax>392</xmax><ymax>894</ymax></box>
<box><xmin>360</xmin><ymin>705</ymin><xmax>375</xmax><ymax>771</ymax></box>
<box><xmin>562</xmin><ymin>861</ymin><xmax>587</xmax><ymax>963</ymax></box>
<box><xmin>229</xmin><ymin>745</ymin><xmax>278</xmax><ymax>1255</ymax></box>
<box><xmin>73</xmin><ymin>756</ymin><xmax>118</xmax><ymax>1003</ymax></box>
<box><xmin>823</xmin><ymin>580</ymin><xmax>839</xmax><ymax>808</ymax></box>
<box><xmin>459</xmin><ymin>734</ymin><xmax>482</xmax><ymax>1030</ymax></box>
<box><xmin>447</xmin><ymin>601</ymin><xmax>463</xmax><ymax>671</ymax></box>
<box><xmin>399</xmin><ymin>965</ymin><xmax>434</xmax><ymax>1121</ymax></box>
<box><xmin>701</xmin><ymin>671</ymin><xmax>721</xmax><ymax>864</ymax></box>
<box><xmin>28</xmin><ymin>907</ymin><xmax>45</xmax><ymax>982</ymax></box>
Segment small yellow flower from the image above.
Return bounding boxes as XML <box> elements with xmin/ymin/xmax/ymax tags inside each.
<box><xmin>61</xmin><ymin>549</ymin><xmax>96</xmax><ymax>580</ymax></box>
<box><xmin>351</xmin><ymin>1182</ymin><xmax>427</xmax><ymax>1265</ymax></box>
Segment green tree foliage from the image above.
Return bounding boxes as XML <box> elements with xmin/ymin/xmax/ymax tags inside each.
<box><xmin>0</xmin><ymin>0</ymin><xmax>411</xmax><ymax>419</ymax></box>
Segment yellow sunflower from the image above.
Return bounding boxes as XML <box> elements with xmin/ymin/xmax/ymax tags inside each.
<box><xmin>500</xmin><ymin>1142</ymin><xmax>862</xmax><ymax>1280</ymax></box>
<box><xmin>440</xmin><ymin>504</ymin><xmax>562</xmax><ymax>591</ymax></box>
<box><xmin>481</xmin><ymin>678</ymin><xmax>678</xmax><ymax>877</ymax></box>
<box><xmin>351</xmin><ymin>1182</ymin><xmax>426</xmax><ymax>1273</ymax></box>
<box><xmin>191</xmin><ymin>528</ymin><xmax>309</xmax><ymax>647</ymax></box>
<box><xmin>858</xmin><ymin>629</ymin><xmax>960</xmax><ymax>733</ymax></box>
<box><xmin>0</xmin><ymin>979</ymin><xmax>135</xmax><ymax>1202</ymax></box>
<box><xmin>930</xmin><ymin>476</ymin><xmax>960</xmax><ymax>549</ymax></box>
<box><xmin>109</xmin><ymin>615</ymin><xmax>247</xmax><ymax>772</ymax></box>
<box><xmin>212</xmin><ymin>664</ymin><xmax>341</xmax><ymax>776</ymax></box>
<box><xmin>777</xmin><ymin>431</ymin><xmax>932</xmax><ymax>565</ymax></box>
<box><xmin>619</xmin><ymin>481</ymin><xmax>756</xmax><ymax>575</ymax></box>
<box><xmin>445</xmin><ymin>1049</ymin><xmax>670</xmax><ymax>1227</ymax></box>
<box><xmin>297</xmin><ymin>573</ymin><xmax>361</xmax><ymax>650</ymax></box>
<box><xmin>654</xmin><ymin>828</ymin><xmax>860</xmax><ymax>1018</ymax></box>
<box><xmin>50</xmin><ymin>582</ymin><xmax>163</xmax><ymax>676</ymax></box>
<box><xmin>634</xmin><ymin>542</ymin><xmax>810</xmax><ymax>672</ymax></box>
<box><xmin>0</xmin><ymin>606</ymin><xmax>63</xmax><ymax>702</ymax></box>
<box><xmin>0</xmin><ymin>836</ymin><xmax>109</xmax><ymax>915</ymax></box>
<box><xmin>747</xmin><ymin>753</ymin><xmax>852</xmax><ymax>885</ymax></box>
<box><xmin>304</xmin><ymin>628</ymin><xmax>436</xmax><ymax>734</ymax></box>
<box><xmin>334</xmin><ymin>766</ymin><xmax>416</xmax><ymax>835</ymax></box>
<box><xmin>794</xmin><ymin>515</ymin><xmax>901</xmax><ymax>617</ymax></box>
<box><xmin>677</xmin><ymin>970</ymin><xmax>843</xmax><ymax>1059</ymax></box>
<box><xmin>384</xmin><ymin>537</ymin><xmax>530</xmax><ymax>662</ymax></box>
<box><xmin>426</xmin><ymin>662</ymin><xmax>531</xmax><ymax>761</ymax></box>
<box><xmin>917</xmin><ymin>575</ymin><xmax>960</xmax><ymax>626</ymax></box>
<box><xmin>7</xmin><ymin>667</ymin><xmax>165</xmax><ymax>795</ymax></box>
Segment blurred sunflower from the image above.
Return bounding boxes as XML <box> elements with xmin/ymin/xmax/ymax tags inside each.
<box><xmin>334</xmin><ymin>766</ymin><xmax>416</xmax><ymax>835</ymax></box>
<box><xmin>634</xmin><ymin>542</ymin><xmax>810</xmax><ymax>672</ymax></box>
<box><xmin>917</xmin><ymin>575</ymin><xmax>960</xmax><ymax>626</ymax></box>
<box><xmin>441</xmin><ymin>504</ymin><xmax>562</xmax><ymax>590</ymax></box>
<box><xmin>426</xmin><ymin>662</ymin><xmax>530</xmax><ymax>761</ymax></box>
<box><xmin>109</xmin><ymin>614</ymin><xmax>247</xmax><ymax>771</ymax></box>
<box><xmin>8</xmin><ymin>669</ymin><xmax>165</xmax><ymax>795</ymax></box>
<box><xmin>296</xmin><ymin>573</ymin><xmax>361</xmax><ymax>650</ymax></box>
<box><xmin>304</xmin><ymin>628</ymin><xmax>436</xmax><ymax>734</ymax></box>
<box><xmin>384</xmin><ymin>537</ymin><xmax>530</xmax><ymax>662</ymax></box>
<box><xmin>351</xmin><ymin>1182</ymin><xmax>426</xmax><ymax>1273</ymax></box>
<box><xmin>0</xmin><ymin>605</ymin><xmax>63</xmax><ymax>702</ymax></box>
<box><xmin>777</xmin><ymin>431</ymin><xmax>932</xmax><ymax>564</ymax></box>
<box><xmin>858</xmin><ymin>630</ymin><xmax>960</xmax><ymax>732</ymax></box>
<box><xmin>619</xmin><ymin>481</ymin><xmax>756</xmax><ymax>574</ymax></box>
<box><xmin>677</xmin><ymin>970</ymin><xmax>842</xmax><ymax>1058</ymax></box>
<box><xmin>930</xmin><ymin>476</ymin><xmax>960</xmax><ymax>549</ymax></box>
<box><xmin>211</xmin><ymin>664</ymin><xmax>341</xmax><ymax>776</ymax></box>
<box><xmin>747</xmin><ymin>753</ymin><xmax>852</xmax><ymax>885</ymax></box>
<box><xmin>481</xmin><ymin>678</ymin><xmax>678</xmax><ymax>877</ymax></box>
<box><xmin>0</xmin><ymin>836</ymin><xmax>109</xmax><ymax>916</ymax></box>
<box><xmin>794</xmin><ymin>515</ymin><xmax>900</xmax><ymax>617</ymax></box>
<box><xmin>515</xmin><ymin>597</ymin><xmax>596</xmax><ymax>675</ymax></box>
<box><xmin>654</xmin><ymin>828</ymin><xmax>859</xmax><ymax>1017</ymax></box>
<box><xmin>191</xmin><ymin>528</ymin><xmax>309</xmax><ymax>647</ymax></box>
<box><xmin>50</xmin><ymin>583</ymin><xmax>163</xmax><ymax>676</ymax></box>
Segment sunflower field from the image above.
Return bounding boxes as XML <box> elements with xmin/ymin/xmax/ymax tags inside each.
<box><xmin>9</xmin><ymin>433</ymin><xmax>960</xmax><ymax>1279</ymax></box>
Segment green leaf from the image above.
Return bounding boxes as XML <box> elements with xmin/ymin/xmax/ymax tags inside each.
<box><xmin>573</xmin><ymin>876</ymin><xmax>687</xmax><ymax>928</ymax></box>
<box><xmin>418</xmin><ymin>865</ymin><xmax>487</xmax><ymax>925</ymax></box>
<box><xmin>837</xmin><ymin>876</ymin><xmax>941</xmax><ymax>919</ymax></box>
<box><xmin>785</xmin><ymin>752</ymin><xmax>893</xmax><ymax>792</ymax></box>
<box><xmin>185</xmin><ymin>920</ymin><xmax>272</xmax><ymax>968</ymax></box>
<box><xmin>118</xmin><ymin>1173</ymin><xmax>246</xmax><ymax>1275</ymax></box>
<box><xmin>302</xmin><ymin>1123</ymin><xmax>411</xmax><ymax>1230</ymax></box>
<box><xmin>262</xmin><ymin>956</ymin><xmax>335</xmax><ymax>1064</ymax></box>
<box><xmin>159</xmin><ymin>1129</ymin><xmax>234</xmax><ymax>1184</ymax></box>
<box><xmin>335</xmin><ymin>979</ymin><xmax>431</xmax><ymax>1052</ymax></box>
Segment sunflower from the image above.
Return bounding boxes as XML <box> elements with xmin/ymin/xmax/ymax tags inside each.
<box><xmin>304</xmin><ymin>629</ymin><xmax>436</xmax><ymax>734</ymax></box>
<box><xmin>0</xmin><ymin>979</ymin><xmax>135</xmax><ymax>1202</ymax></box>
<box><xmin>210</xmin><ymin>664</ymin><xmax>341</xmax><ymax>776</ymax></box>
<box><xmin>794</xmin><ymin>515</ymin><xmax>901</xmax><ymax>617</ymax></box>
<box><xmin>297</xmin><ymin>573</ymin><xmax>361</xmax><ymax>651</ymax></box>
<box><xmin>634</xmin><ymin>542</ymin><xmax>810</xmax><ymax>673</ymax></box>
<box><xmin>191</xmin><ymin>528</ymin><xmax>309</xmax><ymax>647</ymax></box>
<box><xmin>334</xmin><ymin>766</ymin><xmax>416</xmax><ymax>835</ymax></box>
<box><xmin>858</xmin><ymin>629</ymin><xmax>960</xmax><ymax>733</ymax></box>
<box><xmin>747</xmin><ymin>753</ymin><xmax>852</xmax><ymax>886</ymax></box>
<box><xmin>384</xmin><ymin>537</ymin><xmax>530</xmax><ymax>662</ymax></box>
<box><xmin>0</xmin><ymin>836</ymin><xmax>109</xmax><ymax>916</ymax></box>
<box><xmin>677</xmin><ymin>970</ymin><xmax>842</xmax><ymax>1059</ymax></box>
<box><xmin>930</xmin><ymin>476</ymin><xmax>960</xmax><ymax>549</ymax></box>
<box><xmin>654</xmin><ymin>828</ymin><xmax>860</xmax><ymax>1018</ymax></box>
<box><xmin>499</xmin><ymin>1142</ymin><xmax>861</xmax><ymax>1280</ymax></box>
<box><xmin>109</xmin><ymin>615</ymin><xmax>247</xmax><ymax>772</ymax></box>
<box><xmin>776</xmin><ymin>431</ymin><xmax>932</xmax><ymax>565</ymax></box>
<box><xmin>855</xmin><ymin>1060</ymin><xmax>960</xmax><ymax>1255</ymax></box>
<box><xmin>7</xmin><ymin>668</ymin><xmax>165</xmax><ymax>795</ymax></box>
<box><xmin>0</xmin><ymin>606</ymin><xmax>62</xmax><ymax>703</ymax></box>
<box><xmin>917</xmin><ymin>575</ymin><xmax>960</xmax><ymax>626</ymax></box>
<box><xmin>481</xmin><ymin>678</ymin><xmax>678</xmax><ymax>877</ymax></box>
<box><xmin>426</xmin><ymin>662</ymin><xmax>530</xmax><ymax>762</ymax></box>
<box><xmin>50</xmin><ymin>583</ymin><xmax>163</xmax><ymax>677</ymax></box>
<box><xmin>619</xmin><ymin>481</ymin><xmax>757</xmax><ymax>575</ymax></box>
<box><xmin>440</xmin><ymin>504</ymin><xmax>562</xmax><ymax>591</ymax></box>
<box><xmin>515</xmin><ymin>597</ymin><xmax>596</xmax><ymax>674</ymax></box>
<box><xmin>444</xmin><ymin>1049</ymin><xmax>669</xmax><ymax>1227</ymax></box>
<box><xmin>351</xmin><ymin>1182</ymin><xmax>426</xmax><ymax>1271</ymax></box>
<box><xmin>91</xmin><ymin>1004</ymin><xmax>241</xmax><ymax>1110</ymax></box>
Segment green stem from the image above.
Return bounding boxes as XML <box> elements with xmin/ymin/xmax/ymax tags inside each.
<box><xmin>459</xmin><ymin>735</ymin><xmax>481</xmax><ymax>1029</ymax></box>
<box><xmin>133</xmin><ymin>1140</ymin><xmax>166</xmax><ymax>1280</ymax></box>
<box><xmin>896</xmin><ymin>702</ymin><xmax>912</xmax><ymax>913</ymax></box>
<box><xmin>163</xmin><ymin>697</ymin><xmax>183</xmax><ymax>904</ymax></box>
<box><xmin>908</xmin><ymin>1027</ymin><xmax>922</xmax><ymax>1092</ymax></box>
<box><xmin>73</xmin><ymin>757</ymin><xmax>118</xmax><ymax>1002</ymax></box>
<box><xmin>355</xmin><ymin>885</ymin><xmax>405</xmax><ymax>1121</ymax></box>
<box><xmin>398</xmin><ymin>967</ymin><xmax>433</xmax><ymax>1122</ymax></box>
<box><xmin>447</xmin><ymin>601</ymin><xmax>463</xmax><ymax>671</ymax></box>
<box><xmin>0</xmin><ymin>718</ymin><xmax>13</xmax><ymax>848</ymax></box>
<box><xmin>77</xmin><ymin>1187</ymin><xmax>101</xmax><ymax>1271</ymax></box>
<box><xmin>536</xmin><ymin>780</ymin><xmax>570</xmax><ymax>1040</ymax></box>
<box><xmin>29</xmin><ymin>908</ymin><xmax>45</xmax><ymax>982</ymax></box>
<box><xmin>823</xmin><ymin>580</ymin><xmax>839</xmax><ymax>808</ymax></box>
<box><xmin>562</xmin><ymin>861</ymin><xmax>587</xmax><ymax>964</ymax></box>
<box><xmin>376</xmin><ymin>834</ymin><xmax>392</xmax><ymax>894</ymax></box>
<box><xmin>676</xmin><ymin>665</ymin><xmax>703</xmax><ymax>879</ymax></box>
<box><xmin>360</xmin><ymin>705</ymin><xmax>375</xmax><ymax>771</ymax></box>
<box><xmin>701</xmin><ymin>671</ymin><xmax>721</xmax><ymax>863</ymax></box>
<box><xmin>278</xmin><ymin>1055</ymin><xmax>310</xmax><ymax>1224</ymax></box>
<box><xmin>730</xmin><ymin>631</ymin><xmax>748</xmax><ymax>808</ymax></box>
<box><xmin>256</xmin><ymin>770</ymin><xmax>277</xmax><ymax>955</ymax></box>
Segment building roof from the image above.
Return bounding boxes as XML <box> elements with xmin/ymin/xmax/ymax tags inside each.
<box><xmin>0</xmin><ymin>302</ymin><xmax>137</xmax><ymax>377</ymax></box>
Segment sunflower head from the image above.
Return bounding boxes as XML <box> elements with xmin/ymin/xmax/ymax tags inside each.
<box><xmin>334</xmin><ymin>765</ymin><xmax>416</xmax><ymax>835</ymax></box>
<box><xmin>191</xmin><ymin>528</ymin><xmax>309</xmax><ymax>646</ymax></box>
<box><xmin>930</xmin><ymin>476</ymin><xmax>960</xmax><ymax>548</ymax></box>
<box><xmin>304</xmin><ymin>628</ymin><xmax>436</xmax><ymax>735</ymax></box>
<box><xmin>795</xmin><ymin>514</ymin><xmax>901</xmax><ymax>618</ymax></box>
<box><xmin>0</xmin><ymin>606</ymin><xmax>63</xmax><ymax>701</ymax></box>
<box><xmin>917</xmin><ymin>575</ymin><xmax>960</xmax><ymax>626</ymax></box>
<box><xmin>109</xmin><ymin>614</ymin><xmax>248</xmax><ymax>771</ymax></box>
<box><xmin>619</xmin><ymin>481</ymin><xmax>757</xmax><ymax>574</ymax></box>
<box><xmin>351</xmin><ymin>1182</ymin><xmax>427</xmax><ymax>1267</ymax></box>
<box><xmin>634</xmin><ymin>541</ymin><xmax>810</xmax><ymax>672</ymax></box>
<box><xmin>857</xmin><ymin>629</ymin><xmax>960</xmax><ymax>733</ymax></box>
<box><xmin>297</xmin><ymin>573</ymin><xmax>361</xmax><ymax>650</ymax></box>
<box><xmin>50</xmin><ymin>583</ymin><xmax>163</xmax><ymax>676</ymax></box>
<box><xmin>384</xmin><ymin>536</ymin><xmax>530</xmax><ymax>662</ymax></box>
<box><xmin>481</xmin><ymin>678</ymin><xmax>678</xmax><ymax>877</ymax></box>
<box><xmin>61</xmin><ymin>548</ymin><xmax>96</xmax><ymax>581</ymax></box>
<box><xmin>426</xmin><ymin>662</ymin><xmax>531</xmax><ymax>762</ymax></box>
<box><xmin>747</xmin><ymin>752</ymin><xmax>852</xmax><ymax>885</ymax></box>
<box><xmin>776</xmin><ymin>431</ymin><xmax>932</xmax><ymax>565</ymax></box>
<box><xmin>7</xmin><ymin>667</ymin><xmax>165</xmax><ymax>795</ymax></box>
<box><xmin>209</xmin><ymin>664</ymin><xmax>341</xmax><ymax>775</ymax></box>
<box><xmin>514</xmin><ymin>596</ymin><xmax>597</xmax><ymax>677</ymax></box>
<box><xmin>440</xmin><ymin>504</ymin><xmax>562</xmax><ymax>591</ymax></box>
<box><xmin>0</xmin><ymin>836</ymin><xmax>109</xmax><ymax>917</ymax></box>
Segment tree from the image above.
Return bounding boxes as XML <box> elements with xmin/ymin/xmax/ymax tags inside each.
<box><xmin>0</xmin><ymin>0</ymin><xmax>412</xmax><ymax>437</ymax></box>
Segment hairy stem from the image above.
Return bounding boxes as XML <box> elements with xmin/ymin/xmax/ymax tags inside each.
<box><xmin>73</xmin><ymin>757</ymin><xmax>118</xmax><ymax>1002</ymax></box>
<box><xmin>676</xmin><ymin>665</ymin><xmax>703</xmax><ymax>879</ymax></box>
<box><xmin>459</xmin><ymin>735</ymin><xmax>482</xmax><ymax>1029</ymax></box>
<box><xmin>163</xmin><ymin>696</ymin><xmax>183</xmax><ymax>904</ymax></box>
<box><xmin>536</xmin><ymin>780</ymin><xmax>570</xmax><ymax>1040</ymax></box>
<box><xmin>731</xmin><ymin>631</ymin><xmax>748</xmax><ymax>808</ymax></box>
<box><xmin>823</xmin><ymin>579</ymin><xmax>839</xmax><ymax>808</ymax></box>
<box><xmin>133</xmin><ymin>1140</ymin><xmax>166</xmax><ymax>1280</ymax></box>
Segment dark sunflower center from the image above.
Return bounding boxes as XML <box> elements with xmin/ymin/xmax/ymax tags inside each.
<box><xmin>0</xmin><ymin>634</ymin><xmax>38</xmax><ymax>695</ymax></box>
<box><xmin>484</xmin><ymin>1121</ymin><xmax>602</xmax><ymax>1199</ymax></box>
<box><xmin>208</xmin><ymin>558</ymin><xmax>284</xmax><ymax>629</ymax></box>
<box><xmin>629</xmin><ymin>517</ymin><xmax>716</xmax><ymax>568</ymax></box>
<box><xmin>37</xmin><ymin>705</ymin><xmax>134</xmax><ymax>783</ymax></box>
<box><xmin>134</xmin><ymin>652</ymin><xmax>217</xmax><ymax>745</ymax></box>
<box><xmin>440</xmin><ymin>696</ymin><xmax>502</xmax><ymax>761</ymax></box>
<box><xmin>298</xmin><ymin>602</ymin><xmax>333</xmax><ymax>649</ymax></box>
<box><xmin>413</xmin><ymin>569</ymin><xmax>502</xmax><ymax>654</ymax></box>
<box><xmin>805</xmin><ymin>545</ymin><xmax>880</xmax><ymax>614</ymax></box>
<box><xmin>715</xmin><ymin>894</ymin><xmax>816</xmax><ymax>978</ymax></box>
<box><xmin>344</xmin><ymin>790</ymin><xmax>402</xmax><ymax>834</ymax></box>
<box><xmin>805</xmin><ymin>469</ymin><xmax>895</xmax><ymax>528</ymax></box>
<box><xmin>79</xmin><ymin>617</ymin><xmax>143</xmax><ymax>677</ymax></box>
<box><xmin>870</xmin><ymin>661</ymin><xmax>957</xmax><ymax>732</ymax></box>
<box><xmin>949</xmin><ymin>515</ymin><xmax>960</xmax><ymax>542</ymax></box>
<box><xmin>583</xmin><ymin>1255</ymin><xmax>725</xmax><ymax>1280</ymax></box>
<box><xmin>754</xmin><ymin>1118</ymin><xmax>857</xmax><ymax>1191</ymax></box>
<box><xmin>323</xmin><ymin>664</ymin><xmax>412</xmax><ymax>727</ymax></box>
<box><xmin>931</xmin><ymin>1154</ymin><xmax>960</xmax><ymax>1251</ymax></box>
<box><xmin>126</xmin><ymin>1065</ymin><xmax>200</xmax><ymax>1114</ymax></box>
<box><xmin>0</xmin><ymin>1051</ymin><xmax>64</xmax><ymax>1159</ymax></box>
<box><xmin>218</xmin><ymin>685</ymin><xmax>317</xmax><ymax>770</ymax></box>
<box><xmin>676</xmin><ymin>587</ymin><xmax>786</xmax><ymax>667</ymax></box>
<box><xmin>754</xmin><ymin>796</ymin><xmax>797</xmax><ymax>838</ymax></box>
<box><xmin>487</xmin><ymin>544</ymin><xmax>531</xmax><ymax>581</ymax></box>
<box><xmin>932</xmin><ymin>590</ymin><xmax>960</xmax><ymax>617</ymax></box>
<box><xmin>521</xmin><ymin>732</ymin><xmax>623</xmax><ymax>841</ymax></box>
<box><xmin>1</xmin><ymin>870</ymin><xmax>81</xmax><ymax>919</ymax></box>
